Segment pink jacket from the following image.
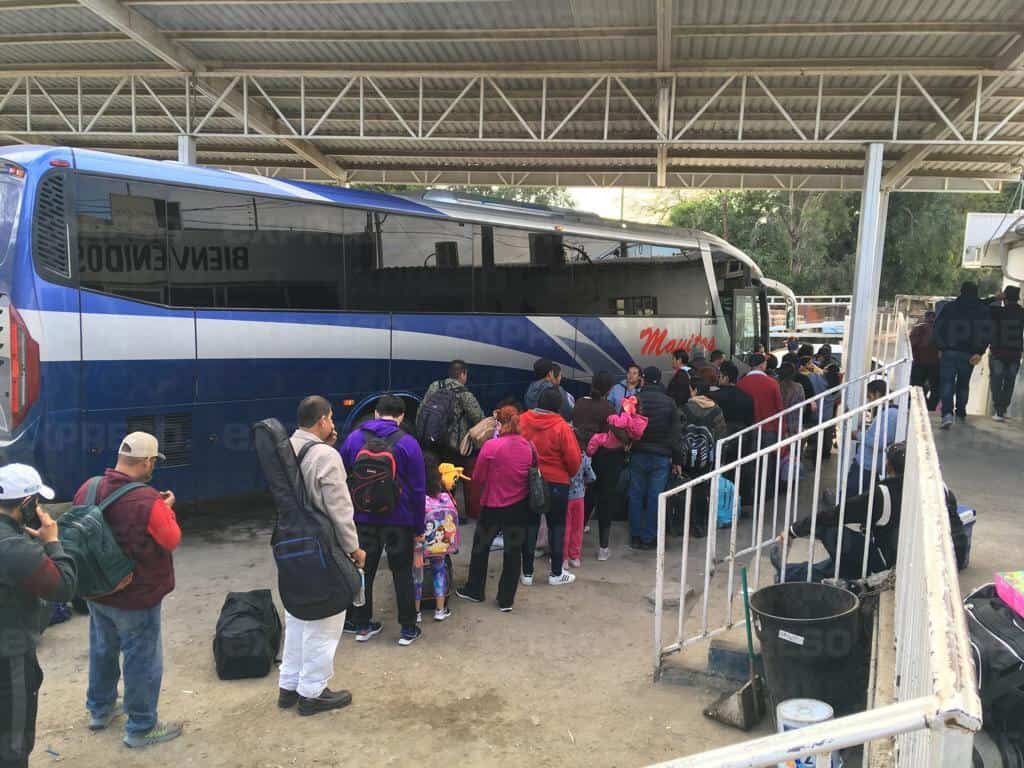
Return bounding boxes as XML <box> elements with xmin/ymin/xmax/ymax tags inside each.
<box><xmin>473</xmin><ymin>433</ymin><xmax>534</xmax><ymax>508</ymax></box>
<box><xmin>587</xmin><ymin>410</ymin><xmax>649</xmax><ymax>455</ymax></box>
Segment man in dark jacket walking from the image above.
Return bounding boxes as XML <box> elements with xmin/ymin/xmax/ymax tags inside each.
<box><xmin>72</xmin><ymin>432</ymin><xmax>183</xmax><ymax>749</ymax></box>
<box><xmin>627</xmin><ymin>366</ymin><xmax>684</xmax><ymax>549</ymax></box>
<box><xmin>0</xmin><ymin>464</ymin><xmax>77</xmax><ymax>768</ymax></box>
<box><xmin>340</xmin><ymin>395</ymin><xmax>426</xmax><ymax>646</ymax></box>
<box><xmin>986</xmin><ymin>286</ymin><xmax>1024</xmax><ymax>421</ymax></box>
<box><xmin>933</xmin><ymin>282</ymin><xmax>993</xmax><ymax>429</ymax></box>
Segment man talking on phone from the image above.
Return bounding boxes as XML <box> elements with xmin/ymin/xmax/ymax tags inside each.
<box><xmin>0</xmin><ymin>464</ymin><xmax>77</xmax><ymax>768</ymax></box>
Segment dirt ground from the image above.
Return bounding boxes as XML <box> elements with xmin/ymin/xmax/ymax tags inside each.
<box><xmin>31</xmin><ymin>414</ymin><xmax>1020</xmax><ymax>768</ymax></box>
<box><xmin>31</xmin><ymin>512</ymin><xmax>742</xmax><ymax>768</ymax></box>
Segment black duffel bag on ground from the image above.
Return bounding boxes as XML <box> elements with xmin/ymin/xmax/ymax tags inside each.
<box><xmin>964</xmin><ymin>583</ymin><xmax>1024</xmax><ymax>767</ymax></box>
<box><xmin>213</xmin><ymin>590</ymin><xmax>282</xmax><ymax>680</ymax></box>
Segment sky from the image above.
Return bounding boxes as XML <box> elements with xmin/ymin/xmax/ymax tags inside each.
<box><xmin>565</xmin><ymin>187</ymin><xmax>686</xmax><ymax>224</ymax></box>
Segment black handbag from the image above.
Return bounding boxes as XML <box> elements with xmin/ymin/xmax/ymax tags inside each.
<box><xmin>528</xmin><ymin>444</ymin><xmax>550</xmax><ymax>514</ymax></box>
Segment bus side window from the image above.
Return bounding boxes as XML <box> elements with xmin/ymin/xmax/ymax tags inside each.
<box><xmin>346</xmin><ymin>211</ymin><xmax>473</xmax><ymax>313</ymax></box>
<box><xmin>77</xmin><ymin>175</ymin><xmax>168</xmax><ymax>304</ymax></box>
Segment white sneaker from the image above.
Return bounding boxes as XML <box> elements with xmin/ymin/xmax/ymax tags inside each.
<box><xmin>583</xmin><ymin>525</ymin><xmax>591</xmax><ymax>533</ymax></box>
<box><xmin>994</xmin><ymin>413</ymin><xmax>1007</xmax><ymax>422</ymax></box>
<box><xmin>941</xmin><ymin>414</ymin><xmax>954</xmax><ymax>429</ymax></box>
<box><xmin>520</xmin><ymin>574</ymin><xmax>534</xmax><ymax>586</ymax></box>
<box><xmin>568</xmin><ymin>558</ymin><xmax>582</xmax><ymax>568</ymax></box>
<box><xmin>548</xmin><ymin>571</ymin><xmax>576</xmax><ymax>586</ymax></box>
<box><xmin>597</xmin><ymin>547</ymin><xmax>611</xmax><ymax>561</ymax></box>
<box><xmin>434</xmin><ymin>607</ymin><xmax>451</xmax><ymax>622</ymax></box>
<box><xmin>490</xmin><ymin>534</ymin><xmax>505</xmax><ymax>551</ymax></box>
<box><xmin>416</xmin><ymin>611</ymin><xmax>422</xmax><ymax>624</ymax></box>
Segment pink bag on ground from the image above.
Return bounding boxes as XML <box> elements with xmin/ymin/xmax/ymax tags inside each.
<box><xmin>994</xmin><ymin>571</ymin><xmax>1024</xmax><ymax>619</ymax></box>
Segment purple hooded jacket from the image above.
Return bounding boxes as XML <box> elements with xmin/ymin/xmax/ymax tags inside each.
<box><xmin>339</xmin><ymin>419</ymin><xmax>427</xmax><ymax>534</ymax></box>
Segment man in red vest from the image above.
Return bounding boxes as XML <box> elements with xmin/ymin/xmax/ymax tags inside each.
<box><xmin>737</xmin><ymin>354</ymin><xmax>785</xmax><ymax>435</ymax></box>
<box><xmin>72</xmin><ymin>432</ymin><xmax>183</xmax><ymax>749</ymax></box>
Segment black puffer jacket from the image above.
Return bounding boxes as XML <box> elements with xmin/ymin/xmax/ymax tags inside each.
<box><xmin>633</xmin><ymin>384</ymin><xmax>683</xmax><ymax>464</ymax></box>
<box><xmin>988</xmin><ymin>300</ymin><xmax>1024</xmax><ymax>360</ymax></box>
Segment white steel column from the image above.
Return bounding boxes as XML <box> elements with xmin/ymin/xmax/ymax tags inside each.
<box><xmin>845</xmin><ymin>142</ymin><xmax>888</xmax><ymax>412</ymax></box>
<box><xmin>177</xmin><ymin>134</ymin><xmax>197</xmax><ymax>165</ymax></box>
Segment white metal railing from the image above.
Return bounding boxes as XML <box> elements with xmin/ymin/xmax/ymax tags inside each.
<box><xmin>654</xmin><ymin>383</ymin><xmax>911</xmax><ymax>663</ymax></box>
<box><xmin>649</xmin><ymin>390</ymin><xmax>981</xmax><ymax>767</ymax></box>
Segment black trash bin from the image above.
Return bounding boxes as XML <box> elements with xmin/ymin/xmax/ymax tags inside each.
<box><xmin>749</xmin><ymin>581</ymin><xmax>869</xmax><ymax>718</ymax></box>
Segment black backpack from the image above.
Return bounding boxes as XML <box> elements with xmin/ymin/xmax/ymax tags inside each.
<box><xmin>681</xmin><ymin>423</ymin><xmax>715</xmax><ymax>472</ymax></box>
<box><xmin>213</xmin><ymin>590</ymin><xmax>282</xmax><ymax>680</ymax></box>
<box><xmin>964</xmin><ymin>584</ymin><xmax>1024</xmax><ymax>740</ymax></box>
<box><xmin>416</xmin><ymin>383</ymin><xmax>464</xmax><ymax>449</ymax></box>
<box><xmin>252</xmin><ymin>418</ymin><xmax>361</xmax><ymax>621</ymax></box>
<box><xmin>348</xmin><ymin>428</ymin><xmax>404</xmax><ymax>517</ymax></box>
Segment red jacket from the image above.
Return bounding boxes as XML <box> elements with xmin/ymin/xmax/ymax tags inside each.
<box><xmin>72</xmin><ymin>469</ymin><xmax>181</xmax><ymax>611</ymax></box>
<box><xmin>518</xmin><ymin>410</ymin><xmax>583</xmax><ymax>485</ymax></box>
<box><xmin>737</xmin><ymin>371</ymin><xmax>785</xmax><ymax>432</ymax></box>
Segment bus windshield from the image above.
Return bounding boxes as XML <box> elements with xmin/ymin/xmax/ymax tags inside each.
<box><xmin>0</xmin><ymin>173</ymin><xmax>23</xmax><ymax>268</ymax></box>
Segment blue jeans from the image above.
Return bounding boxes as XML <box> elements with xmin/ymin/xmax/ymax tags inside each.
<box><xmin>87</xmin><ymin>603</ymin><xmax>163</xmax><ymax>736</ymax></box>
<box><xmin>989</xmin><ymin>356</ymin><xmax>1021</xmax><ymax>416</ymax></box>
<box><xmin>939</xmin><ymin>350</ymin><xmax>973</xmax><ymax>418</ymax></box>
<box><xmin>627</xmin><ymin>453</ymin><xmax>671</xmax><ymax>543</ymax></box>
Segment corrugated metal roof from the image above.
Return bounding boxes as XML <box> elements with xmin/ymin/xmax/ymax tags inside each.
<box><xmin>1</xmin><ymin>0</ymin><xmax>1023</xmax><ymax>189</ymax></box>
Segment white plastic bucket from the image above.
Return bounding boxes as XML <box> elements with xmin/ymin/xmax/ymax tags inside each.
<box><xmin>776</xmin><ymin>699</ymin><xmax>842</xmax><ymax>768</ymax></box>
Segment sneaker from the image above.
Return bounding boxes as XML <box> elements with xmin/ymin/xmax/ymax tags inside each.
<box><xmin>597</xmin><ymin>547</ymin><xmax>611</xmax><ymax>561</ymax></box>
<box><xmin>956</xmin><ymin>414</ymin><xmax>967</xmax><ymax>423</ymax></box>
<box><xmin>490</xmin><ymin>534</ymin><xmax>505</xmax><ymax>551</ymax></box>
<box><xmin>583</xmin><ymin>525</ymin><xmax>591</xmax><ymax>533</ymax></box>
<box><xmin>568</xmin><ymin>558</ymin><xmax>582</xmax><ymax>568</ymax></box>
<box><xmin>498</xmin><ymin>605</ymin><xmax>513</xmax><ymax>613</ymax></box>
<box><xmin>434</xmin><ymin>607</ymin><xmax>451</xmax><ymax>621</ymax></box>
<box><xmin>355</xmin><ymin>622</ymin><xmax>383</xmax><ymax>642</ymax></box>
<box><xmin>89</xmin><ymin>709</ymin><xmax>118</xmax><ymax>730</ymax></box>
<box><xmin>297</xmin><ymin>688</ymin><xmax>352</xmax><ymax>717</ymax></box>
<box><xmin>640</xmin><ymin>539</ymin><xmax>657</xmax><ymax>551</ymax></box>
<box><xmin>940</xmin><ymin>414</ymin><xmax>954</xmax><ymax>429</ymax></box>
<box><xmin>630</xmin><ymin>536</ymin><xmax>643</xmax><ymax>550</ymax></box>
<box><xmin>123</xmin><ymin>721</ymin><xmax>183</xmax><ymax>749</ymax></box>
<box><xmin>416</xmin><ymin>611</ymin><xmax>422</xmax><ymax>624</ymax></box>
<box><xmin>548</xmin><ymin>571</ymin><xmax>576</xmax><ymax>586</ymax></box>
<box><xmin>455</xmin><ymin>587</ymin><xmax>483</xmax><ymax>603</ymax></box>
<box><xmin>343</xmin><ymin>619</ymin><xmax>358</xmax><ymax>634</ymax></box>
<box><xmin>994</xmin><ymin>413</ymin><xmax>1007</xmax><ymax>422</ymax></box>
<box><xmin>398</xmin><ymin>625</ymin><xmax>422</xmax><ymax>646</ymax></box>
<box><xmin>277</xmin><ymin>689</ymin><xmax>299</xmax><ymax>710</ymax></box>
<box><xmin>520</xmin><ymin>574</ymin><xmax>534</xmax><ymax>587</ymax></box>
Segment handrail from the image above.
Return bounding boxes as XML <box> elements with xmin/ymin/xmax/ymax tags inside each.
<box><xmin>717</xmin><ymin>356</ymin><xmax>907</xmax><ymax>453</ymax></box>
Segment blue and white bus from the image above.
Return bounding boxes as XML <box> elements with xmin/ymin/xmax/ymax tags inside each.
<box><xmin>0</xmin><ymin>145</ymin><xmax>795</xmax><ymax>501</ymax></box>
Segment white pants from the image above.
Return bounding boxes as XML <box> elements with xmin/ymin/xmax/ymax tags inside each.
<box><xmin>278</xmin><ymin>610</ymin><xmax>346</xmax><ymax>699</ymax></box>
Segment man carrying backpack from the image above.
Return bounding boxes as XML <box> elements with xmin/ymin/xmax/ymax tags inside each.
<box><xmin>71</xmin><ymin>432</ymin><xmax>183</xmax><ymax>749</ymax></box>
<box><xmin>341</xmin><ymin>395</ymin><xmax>426</xmax><ymax>647</ymax></box>
<box><xmin>283</xmin><ymin>396</ymin><xmax>366</xmax><ymax>716</ymax></box>
<box><xmin>418</xmin><ymin>360</ymin><xmax>486</xmax><ymax>455</ymax></box>
<box><xmin>0</xmin><ymin>464</ymin><xmax>77</xmax><ymax>768</ymax></box>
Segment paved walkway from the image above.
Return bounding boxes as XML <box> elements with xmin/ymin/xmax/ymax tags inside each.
<box><xmin>931</xmin><ymin>413</ymin><xmax>1024</xmax><ymax>597</ymax></box>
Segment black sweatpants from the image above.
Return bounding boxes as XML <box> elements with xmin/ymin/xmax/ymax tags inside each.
<box><xmin>350</xmin><ymin>523</ymin><xmax>418</xmax><ymax>630</ymax></box>
<box><xmin>0</xmin><ymin>652</ymin><xmax>42</xmax><ymax>768</ymax></box>
<box><xmin>584</xmin><ymin>449</ymin><xmax>625</xmax><ymax>549</ymax></box>
<box><xmin>463</xmin><ymin>501</ymin><xmax>528</xmax><ymax>609</ymax></box>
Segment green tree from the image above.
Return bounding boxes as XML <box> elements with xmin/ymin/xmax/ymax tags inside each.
<box><xmin>666</xmin><ymin>185</ymin><xmax>1017</xmax><ymax>299</ymax></box>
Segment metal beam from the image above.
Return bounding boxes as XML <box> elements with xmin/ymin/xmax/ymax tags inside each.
<box><xmin>73</xmin><ymin>0</ymin><xmax>348</xmax><ymax>182</ymax></box>
<box><xmin>883</xmin><ymin>30</ymin><xmax>1024</xmax><ymax>187</ymax></box>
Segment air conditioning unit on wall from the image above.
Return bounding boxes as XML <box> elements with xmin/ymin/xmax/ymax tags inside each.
<box><xmin>962</xmin><ymin>212</ymin><xmax>1023</xmax><ymax>268</ymax></box>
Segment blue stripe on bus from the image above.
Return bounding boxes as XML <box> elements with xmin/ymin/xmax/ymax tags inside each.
<box><xmin>390</xmin><ymin>314</ymin><xmax>577</xmax><ymax>370</ymax></box>
<box><xmin>195</xmin><ymin>309</ymin><xmax>391</xmax><ymax>329</ymax></box>
<box><xmin>572</xmin><ymin>317</ymin><xmax>636</xmax><ymax>370</ymax></box>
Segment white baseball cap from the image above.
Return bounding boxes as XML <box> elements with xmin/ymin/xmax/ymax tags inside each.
<box><xmin>0</xmin><ymin>464</ymin><xmax>55</xmax><ymax>501</ymax></box>
<box><xmin>118</xmin><ymin>432</ymin><xmax>166</xmax><ymax>461</ymax></box>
